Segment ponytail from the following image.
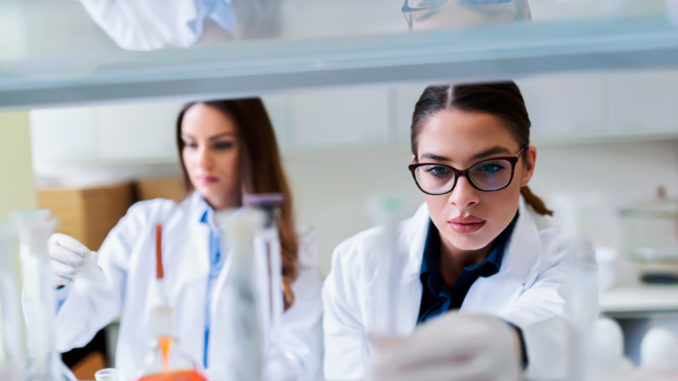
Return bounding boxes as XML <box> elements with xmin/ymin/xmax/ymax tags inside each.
<box><xmin>520</xmin><ymin>186</ymin><xmax>553</xmax><ymax>216</ymax></box>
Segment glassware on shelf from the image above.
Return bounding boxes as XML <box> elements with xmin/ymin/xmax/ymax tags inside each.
<box><xmin>401</xmin><ymin>0</ymin><xmax>531</xmax><ymax>31</ymax></box>
<box><xmin>619</xmin><ymin>186</ymin><xmax>678</xmax><ymax>284</ymax></box>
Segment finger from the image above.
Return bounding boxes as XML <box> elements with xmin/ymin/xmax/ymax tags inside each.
<box><xmin>53</xmin><ymin>273</ymin><xmax>73</xmax><ymax>287</ymax></box>
<box><xmin>368</xmin><ymin>334</ymin><xmax>407</xmax><ymax>351</ymax></box>
<box><xmin>375</xmin><ymin>326</ymin><xmax>480</xmax><ymax>368</ymax></box>
<box><xmin>50</xmin><ymin>260</ymin><xmax>77</xmax><ymax>278</ymax></box>
<box><xmin>49</xmin><ymin>233</ymin><xmax>90</xmax><ymax>257</ymax></box>
<box><xmin>49</xmin><ymin>245</ymin><xmax>86</xmax><ymax>267</ymax></box>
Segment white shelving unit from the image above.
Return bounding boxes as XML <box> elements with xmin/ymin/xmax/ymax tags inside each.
<box><xmin>2</xmin><ymin>13</ymin><xmax>678</xmax><ymax>110</ymax></box>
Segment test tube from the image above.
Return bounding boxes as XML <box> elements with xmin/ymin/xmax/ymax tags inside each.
<box><xmin>243</xmin><ymin>193</ymin><xmax>285</xmax><ymax>344</ymax></box>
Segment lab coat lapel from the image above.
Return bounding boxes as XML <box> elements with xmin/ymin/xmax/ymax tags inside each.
<box><xmin>206</xmin><ymin>229</ymin><xmax>234</xmax><ymax>367</ymax></box>
<box><xmin>392</xmin><ymin>204</ymin><xmax>429</xmax><ymax>335</ymax></box>
<box><xmin>166</xmin><ymin>199</ymin><xmax>211</xmax><ymax>361</ymax></box>
<box><xmin>460</xmin><ymin>198</ymin><xmax>542</xmax><ymax>313</ymax></box>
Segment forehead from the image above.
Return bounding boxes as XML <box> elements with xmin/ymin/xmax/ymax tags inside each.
<box><xmin>182</xmin><ymin>104</ymin><xmax>237</xmax><ymax>136</ymax></box>
<box><xmin>417</xmin><ymin>109</ymin><xmax>518</xmax><ymax>161</ymax></box>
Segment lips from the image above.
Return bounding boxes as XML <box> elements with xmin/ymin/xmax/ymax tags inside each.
<box><xmin>448</xmin><ymin>215</ymin><xmax>486</xmax><ymax>234</ymax></box>
<box><xmin>199</xmin><ymin>176</ymin><xmax>219</xmax><ymax>185</ymax></box>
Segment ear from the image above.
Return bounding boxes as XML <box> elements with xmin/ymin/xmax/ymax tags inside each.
<box><xmin>520</xmin><ymin>146</ymin><xmax>537</xmax><ymax>186</ymax></box>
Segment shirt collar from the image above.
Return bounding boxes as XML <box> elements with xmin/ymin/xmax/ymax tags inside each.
<box><xmin>419</xmin><ymin>210</ymin><xmax>520</xmax><ymax>282</ymax></box>
<box><xmin>197</xmin><ymin>197</ymin><xmax>217</xmax><ymax>229</ymax></box>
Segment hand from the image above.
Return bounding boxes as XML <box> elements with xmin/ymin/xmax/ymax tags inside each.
<box><xmin>48</xmin><ymin>233</ymin><xmax>94</xmax><ymax>287</ymax></box>
<box><xmin>369</xmin><ymin>313</ymin><xmax>522</xmax><ymax>381</ymax></box>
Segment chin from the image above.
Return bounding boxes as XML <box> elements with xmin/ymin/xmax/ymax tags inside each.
<box><xmin>447</xmin><ymin>233</ymin><xmax>493</xmax><ymax>252</ymax></box>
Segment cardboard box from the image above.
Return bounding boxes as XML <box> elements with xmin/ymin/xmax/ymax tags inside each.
<box><xmin>38</xmin><ymin>182</ymin><xmax>135</xmax><ymax>251</ymax></box>
<box><xmin>135</xmin><ymin>176</ymin><xmax>185</xmax><ymax>201</ymax></box>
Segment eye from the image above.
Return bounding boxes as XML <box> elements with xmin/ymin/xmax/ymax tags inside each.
<box><xmin>477</xmin><ymin>162</ymin><xmax>507</xmax><ymax>174</ymax></box>
<box><xmin>214</xmin><ymin>141</ymin><xmax>234</xmax><ymax>150</ymax></box>
<box><xmin>183</xmin><ymin>141</ymin><xmax>197</xmax><ymax>149</ymax></box>
<box><xmin>424</xmin><ymin>165</ymin><xmax>452</xmax><ymax>178</ymax></box>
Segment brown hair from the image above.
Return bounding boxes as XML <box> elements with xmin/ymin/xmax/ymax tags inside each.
<box><xmin>410</xmin><ymin>82</ymin><xmax>553</xmax><ymax>216</ymax></box>
<box><xmin>176</xmin><ymin>98</ymin><xmax>299</xmax><ymax>308</ymax></box>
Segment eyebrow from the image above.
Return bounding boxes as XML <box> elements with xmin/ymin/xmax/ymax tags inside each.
<box><xmin>419</xmin><ymin>146</ymin><xmax>513</xmax><ymax>162</ymax></box>
<box><xmin>470</xmin><ymin>146</ymin><xmax>512</xmax><ymax>160</ymax></box>
<box><xmin>181</xmin><ymin>132</ymin><xmax>235</xmax><ymax>141</ymax></box>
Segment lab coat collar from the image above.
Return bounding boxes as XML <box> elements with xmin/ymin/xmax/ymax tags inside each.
<box><xmin>403</xmin><ymin>203</ymin><xmax>430</xmax><ymax>282</ymax></box>
<box><xmin>171</xmin><ymin>192</ymin><xmax>211</xmax><ymax>285</ymax></box>
<box><xmin>401</xmin><ymin>197</ymin><xmax>542</xmax><ymax>286</ymax></box>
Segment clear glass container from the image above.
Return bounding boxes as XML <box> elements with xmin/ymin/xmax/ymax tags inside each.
<box><xmin>135</xmin><ymin>307</ymin><xmax>206</xmax><ymax>381</ymax></box>
<box><xmin>136</xmin><ymin>337</ymin><xmax>205</xmax><ymax>381</ymax></box>
<box><xmin>619</xmin><ymin>187</ymin><xmax>678</xmax><ymax>263</ymax></box>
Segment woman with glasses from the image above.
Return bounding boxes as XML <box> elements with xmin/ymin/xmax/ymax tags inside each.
<box><xmin>322</xmin><ymin>82</ymin><xmax>595</xmax><ymax>381</ymax></box>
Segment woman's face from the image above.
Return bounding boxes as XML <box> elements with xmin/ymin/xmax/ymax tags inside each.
<box><xmin>181</xmin><ymin>103</ymin><xmax>241</xmax><ymax>210</ymax></box>
<box><xmin>415</xmin><ymin>108</ymin><xmax>536</xmax><ymax>256</ymax></box>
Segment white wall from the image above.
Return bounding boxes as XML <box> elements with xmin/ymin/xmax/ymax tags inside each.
<box><xmin>29</xmin><ymin>72</ymin><xmax>678</xmax><ymax>275</ymax></box>
<box><xmin>284</xmin><ymin>141</ymin><xmax>678</xmax><ymax>275</ymax></box>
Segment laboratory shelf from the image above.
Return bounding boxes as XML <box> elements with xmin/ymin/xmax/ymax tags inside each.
<box><xmin>2</xmin><ymin>14</ymin><xmax>678</xmax><ymax>110</ymax></box>
<box><xmin>600</xmin><ymin>284</ymin><xmax>678</xmax><ymax>317</ymax></box>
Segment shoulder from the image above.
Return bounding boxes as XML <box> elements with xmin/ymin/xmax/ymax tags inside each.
<box><xmin>523</xmin><ymin>204</ymin><xmax>592</xmax><ymax>270</ymax></box>
<box><xmin>332</xmin><ymin>225</ymin><xmax>384</xmax><ymax>267</ymax></box>
<box><xmin>330</xmin><ymin>205</ymin><xmax>426</xmax><ymax>272</ymax></box>
<box><xmin>119</xmin><ymin>196</ymin><xmax>194</xmax><ymax>230</ymax></box>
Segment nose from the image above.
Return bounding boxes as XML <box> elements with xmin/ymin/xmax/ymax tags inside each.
<box><xmin>196</xmin><ymin>145</ymin><xmax>214</xmax><ymax>170</ymax></box>
<box><xmin>447</xmin><ymin>175</ymin><xmax>479</xmax><ymax>209</ymax></box>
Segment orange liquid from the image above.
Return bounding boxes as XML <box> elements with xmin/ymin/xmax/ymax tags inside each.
<box><xmin>158</xmin><ymin>336</ymin><xmax>173</xmax><ymax>373</ymax></box>
<box><xmin>136</xmin><ymin>370</ymin><xmax>207</xmax><ymax>381</ymax></box>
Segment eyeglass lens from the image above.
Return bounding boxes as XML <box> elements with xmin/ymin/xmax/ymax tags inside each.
<box><xmin>414</xmin><ymin>158</ymin><xmax>513</xmax><ymax>193</ymax></box>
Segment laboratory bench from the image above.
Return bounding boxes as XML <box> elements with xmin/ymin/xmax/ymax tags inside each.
<box><xmin>600</xmin><ymin>283</ymin><xmax>678</xmax><ymax>364</ymax></box>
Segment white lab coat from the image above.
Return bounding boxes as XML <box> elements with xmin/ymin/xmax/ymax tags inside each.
<box><xmin>55</xmin><ymin>193</ymin><xmax>322</xmax><ymax>381</ymax></box>
<box><xmin>77</xmin><ymin>0</ymin><xmax>235</xmax><ymax>50</ymax></box>
<box><xmin>322</xmin><ymin>197</ymin><xmax>597</xmax><ymax>380</ymax></box>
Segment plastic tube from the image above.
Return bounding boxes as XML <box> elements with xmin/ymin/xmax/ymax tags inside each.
<box><xmin>219</xmin><ymin>208</ymin><xmax>264</xmax><ymax>381</ymax></box>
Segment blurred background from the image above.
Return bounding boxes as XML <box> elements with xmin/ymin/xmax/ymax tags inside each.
<box><xmin>2</xmin><ymin>0</ymin><xmax>678</xmax><ymax>379</ymax></box>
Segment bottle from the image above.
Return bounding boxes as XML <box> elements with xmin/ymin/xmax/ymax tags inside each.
<box><xmin>0</xmin><ymin>223</ymin><xmax>26</xmax><ymax>380</ymax></box>
<box><xmin>135</xmin><ymin>306</ymin><xmax>206</xmax><ymax>381</ymax></box>
<box><xmin>135</xmin><ymin>224</ymin><xmax>207</xmax><ymax>381</ymax></box>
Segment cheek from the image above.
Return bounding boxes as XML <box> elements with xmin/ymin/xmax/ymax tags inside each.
<box><xmin>221</xmin><ymin>151</ymin><xmax>240</xmax><ymax>179</ymax></box>
<box><xmin>424</xmin><ymin>194</ymin><xmax>448</xmax><ymax>223</ymax></box>
<box><xmin>182</xmin><ymin>151</ymin><xmax>194</xmax><ymax>172</ymax></box>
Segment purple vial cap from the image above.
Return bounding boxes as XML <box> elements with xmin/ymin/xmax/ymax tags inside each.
<box><xmin>243</xmin><ymin>193</ymin><xmax>285</xmax><ymax>207</ymax></box>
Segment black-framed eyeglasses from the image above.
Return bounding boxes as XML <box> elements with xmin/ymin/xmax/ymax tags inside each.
<box><xmin>408</xmin><ymin>146</ymin><xmax>526</xmax><ymax>195</ymax></box>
